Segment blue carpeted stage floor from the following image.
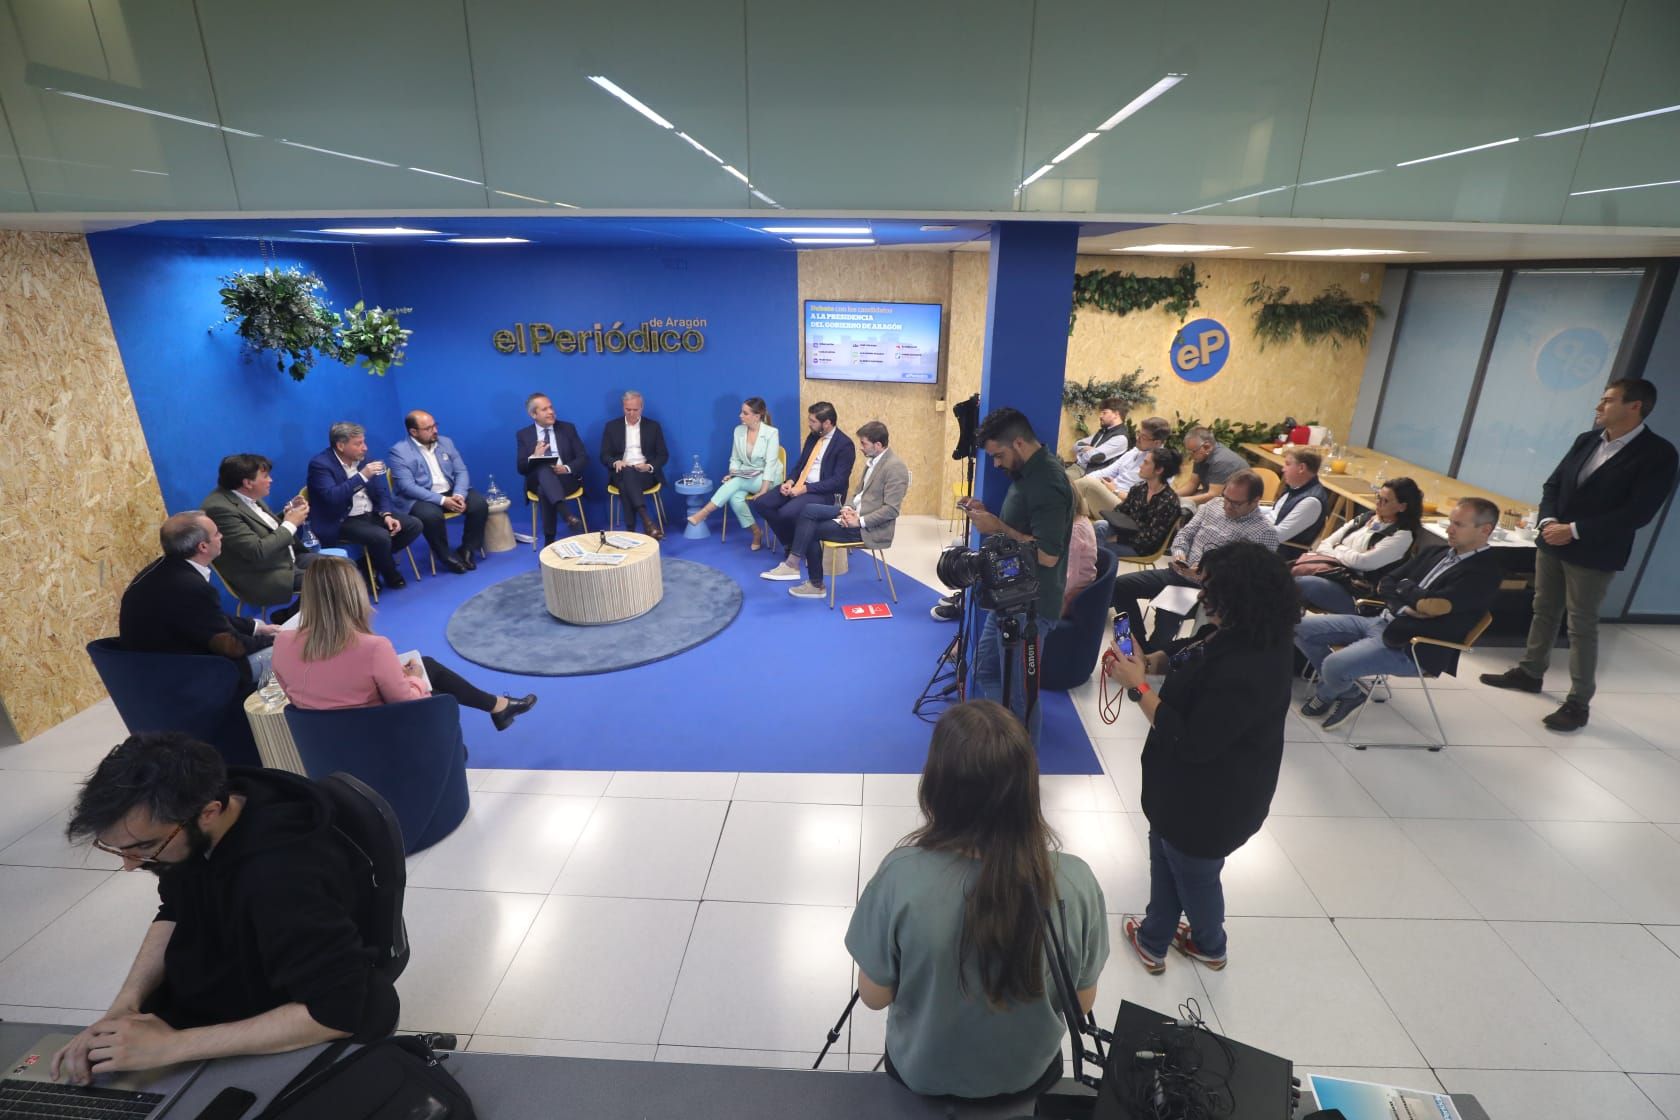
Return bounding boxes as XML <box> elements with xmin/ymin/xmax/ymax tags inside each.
<box><xmin>370</xmin><ymin>533</ymin><xmax>1103</xmax><ymax>774</ymax></box>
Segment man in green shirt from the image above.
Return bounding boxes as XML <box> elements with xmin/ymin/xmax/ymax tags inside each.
<box><xmin>958</xmin><ymin>407</ymin><xmax>1074</xmax><ymax>743</ymax></box>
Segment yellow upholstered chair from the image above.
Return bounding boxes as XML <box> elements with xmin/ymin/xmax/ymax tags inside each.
<box><xmin>607</xmin><ymin>481</ymin><xmax>667</xmax><ymax>534</ymax></box>
<box><xmin>526</xmin><ymin>487</ymin><xmax>588</xmax><ymax>551</ymax></box>
<box><xmin>721</xmin><ymin>447</ymin><xmax>787</xmax><ymax>550</ymax></box>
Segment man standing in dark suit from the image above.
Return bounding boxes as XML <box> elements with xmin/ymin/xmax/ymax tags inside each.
<box><xmin>120</xmin><ymin>512</ymin><xmax>276</xmax><ymax>683</ymax></box>
<box><xmin>755</xmin><ymin>401</ymin><xmax>856</xmax><ymax>564</ymax></box>
<box><xmin>305</xmin><ymin>422</ymin><xmax>422</xmax><ymax>592</ymax></box>
<box><xmin>599</xmin><ymin>390</ymin><xmax>669</xmax><ymax>539</ymax></box>
<box><xmin>516</xmin><ymin>392</ymin><xmax>588</xmax><ymax>545</ymax></box>
<box><xmin>202</xmin><ymin>454</ymin><xmax>314</xmax><ymax>617</ymax></box>
<box><xmin>1482</xmin><ymin>378</ymin><xmax>1678</xmax><ymax>731</ymax></box>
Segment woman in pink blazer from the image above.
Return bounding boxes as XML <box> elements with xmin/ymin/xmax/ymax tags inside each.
<box><xmin>273</xmin><ymin>557</ymin><xmax>535</xmax><ymax>730</ymax></box>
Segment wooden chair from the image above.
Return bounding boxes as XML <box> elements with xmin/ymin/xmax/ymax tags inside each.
<box><xmin>820</xmin><ymin>540</ymin><xmax>897</xmax><ymax>609</ymax></box>
<box><xmin>607</xmin><ymin>480</ymin><xmax>667</xmax><ymax>535</ymax></box>
<box><xmin>1113</xmin><ymin>513</ymin><xmax>1184</xmax><ymax>571</ymax></box>
<box><xmin>212</xmin><ymin>561</ymin><xmax>257</xmax><ymax>619</ymax></box>
<box><xmin>722</xmin><ymin>447</ymin><xmax>786</xmax><ymax>550</ymax></box>
<box><xmin>1339</xmin><ymin>605</ymin><xmax>1494</xmax><ymax>752</ymax></box>
<box><xmin>948</xmin><ymin>478</ymin><xmax>972</xmax><ymax>533</ymax></box>
<box><xmin>1254</xmin><ymin>468</ymin><xmax>1282</xmax><ymax>504</ymax></box>
<box><xmin>526</xmin><ymin>487</ymin><xmax>588</xmax><ymax>551</ymax></box>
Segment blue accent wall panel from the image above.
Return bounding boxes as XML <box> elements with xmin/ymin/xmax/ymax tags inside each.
<box><xmin>85</xmin><ymin>233</ymin><xmax>403</xmax><ymax>515</ymax></box>
<box><xmin>369</xmin><ymin>246</ymin><xmax>800</xmax><ymax>525</ymax></box>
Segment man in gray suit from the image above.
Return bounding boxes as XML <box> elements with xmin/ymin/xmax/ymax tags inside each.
<box><xmin>201</xmin><ymin>454</ymin><xmax>314</xmax><ymax>616</ymax></box>
<box><xmin>777</xmin><ymin>421</ymin><xmax>910</xmax><ymax>600</ymax></box>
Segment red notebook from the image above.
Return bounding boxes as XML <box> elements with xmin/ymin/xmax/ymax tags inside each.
<box><xmin>842</xmin><ymin>603</ymin><xmax>894</xmax><ymax>620</ymax></box>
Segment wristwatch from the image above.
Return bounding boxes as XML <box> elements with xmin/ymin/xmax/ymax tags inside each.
<box><xmin>1127</xmin><ymin>682</ymin><xmax>1151</xmax><ymax>703</ymax></box>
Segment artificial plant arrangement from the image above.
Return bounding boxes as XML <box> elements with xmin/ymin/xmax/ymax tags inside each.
<box><xmin>1069</xmin><ymin>262</ymin><xmax>1203</xmax><ymax>332</ymax></box>
<box><xmin>1167</xmin><ymin>411</ymin><xmax>1317</xmax><ymax>449</ymax></box>
<box><xmin>1244</xmin><ymin>279</ymin><xmax>1383</xmax><ymax>349</ymax></box>
<box><xmin>1061</xmin><ymin>368</ymin><xmax>1160</xmax><ymax>435</ymax></box>
<box><xmin>338</xmin><ymin>300</ymin><xmax>414</xmax><ymax>376</ymax></box>
<box><xmin>217</xmin><ymin>266</ymin><xmax>343</xmax><ymax>381</ymax></box>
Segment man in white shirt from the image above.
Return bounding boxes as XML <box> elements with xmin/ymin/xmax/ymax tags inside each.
<box><xmin>202</xmin><ymin>455</ymin><xmax>315</xmax><ymax>617</ymax></box>
<box><xmin>754</xmin><ymin>401</ymin><xmax>857</xmax><ymax>558</ymax></box>
<box><xmin>766</xmin><ymin>421</ymin><xmax>910</xmax><ymax>597</ymax></box>
<box><xmin>305</xmin><ymin>422</ymin><xmax>423</xmax><ymax>591</ymax></box>
<box><xmin>1072</xmin><ymin>416</ymin><xmax>1169</xmax><ymax>521</ymax></box>
<box><xmin>599</xmin><ymin>391</ymin><xmax>671</xmax><ymax>538</ymax></box>
<box><xmin>388</xmin><ymin>410</ymin><xmax>487</xmax><ymax>574</ymax></box>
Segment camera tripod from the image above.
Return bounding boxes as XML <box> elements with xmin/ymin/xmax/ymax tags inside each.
<box><xmin>997</xmin><ymin>605</ymin><xmax>1042</xmax><ymax>732</ymax></box>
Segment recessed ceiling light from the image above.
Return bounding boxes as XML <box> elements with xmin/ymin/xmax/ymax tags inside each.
<box><xmin>789</xmin><ymin>238</ymin><xmax>875</xmax><ymax>245</ymax></box>
<box><xmin>1569</xmin><ymin>178</ymin><xmax>1680</xmax><ymax>197</ymax></box>
<box><xmin>1051</xmin><ymin>131</ymin><xmax>1102</xmax><ymax>164</ymax></box>
<box><xmin>445</xmin><ymin>237</ymin><xmax>531</xmax><ymax>244</ymax></box>
<box><xmin>1269</xmin><ymin>248</ymin><xmax>1417</xmax><ymax>256</ymax></box>
<box><xmin>315</xmin><ymin>227</ymin><xmax>444</xmax><ymax>236</ymax></box>
<box><xmin>1116</xmin><ymin>244</ymin><xmax>1248</xmax><ymax>253</ymax></box>
<box><xmin>760</xmin><ymin>226</ymin><xmax>872</xmax><ymax>235</ymax></box>
<box><xmin>1394</xmin><ymin>137</ymin><xmax>1520</xmax><ymax>168</ymax></box>
<box><xmin>1096</xmin><ymin>74</ymin><xmax>1187</xmax><ymax>131</ymax></box>
<box><xmin>920</xmin><ymin>225</ymin><xmax>956</xmax><ymax>232</ymax></box>
<box><xmin>1018</xmin><ymin>163</ymin><xmax>1055</xmax><ymax>190</ymax></box>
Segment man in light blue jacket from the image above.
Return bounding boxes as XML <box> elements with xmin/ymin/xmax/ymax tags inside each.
<box><xmin>388</xmin><ymin>410</ymin><xmax>487</xmax><ymax>573</ymax></box>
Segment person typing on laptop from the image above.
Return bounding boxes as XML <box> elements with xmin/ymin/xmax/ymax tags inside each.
<box><xmin>50</xmin><ymin>733</ymin><xmax>397</xmax><ymax>1084</ymax></box>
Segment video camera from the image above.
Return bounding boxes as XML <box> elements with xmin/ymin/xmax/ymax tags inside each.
<box><xmin>936</xmin><ymin>533</ymin><xmax>1040</xmax><ymax>614</ymax></box>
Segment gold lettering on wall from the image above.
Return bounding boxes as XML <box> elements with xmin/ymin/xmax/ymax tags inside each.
<box><xmin>492</xmin><ymin>318</ymin><xmax>708</xmax><ymax>356</ymax></box>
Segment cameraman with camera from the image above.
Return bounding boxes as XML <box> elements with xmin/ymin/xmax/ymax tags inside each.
<box><xmin>953</xmin><ymin>408</ymin><xmax>1074</xmax><ymax>744</ymax></box>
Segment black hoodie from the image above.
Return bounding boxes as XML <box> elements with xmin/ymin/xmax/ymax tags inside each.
<box><xmin>143</xmin><ymin>768</ymin><xmax>395</xmax><ymax>1038</ymax></box>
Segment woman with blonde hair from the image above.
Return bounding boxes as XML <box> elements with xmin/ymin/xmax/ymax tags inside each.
<box><xmin>846</xmin><ymin>699</ymin><xmax>1109</xmax><ymax>1101</ymax></box>
<box><xmin>272</xmin><ymin>556</ymin><xmax>535</xmax><ymax>730</ymax></box>
<box><xmin>686</xmin><ymin>397</ymin><xmax>784</xmax><ymax>549</ymax></box>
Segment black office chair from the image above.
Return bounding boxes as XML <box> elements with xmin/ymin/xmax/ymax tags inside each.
<box><xmin>319</xmin><ymin>771</ymin><xmax>410</xmax><ymax>985</ymax></box>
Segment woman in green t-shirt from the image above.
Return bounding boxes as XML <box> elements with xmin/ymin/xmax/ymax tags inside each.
<box><xmin>846</xmin><ymin>700</ymin><xmax>1109</xmax><ymax>1100</ymax></box>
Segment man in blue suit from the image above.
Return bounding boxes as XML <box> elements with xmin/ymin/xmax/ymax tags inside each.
<box><xmin>306</xmin><ymin>421</ymin><xmax>422</xmax><ymax>591</ymax></box>
<box><xmin>755</xmin><ymin>401</ymin><xmax>856</xmax><ymax>565</ymax></box>
<box><xmin>516</xmin><ymin>392</ymin><xmax>589</xmax><ymax>545</ymax></box>
<box><xmin>388</xmin><ymin>410</ymin><xmax>487</xmax><ymax>574</ymax></box>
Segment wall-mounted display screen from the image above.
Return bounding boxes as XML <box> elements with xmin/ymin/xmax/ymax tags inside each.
<box><xmin>804</xmin><ymin>300</ymin><xmax>941</xmax><ymax>384</ymax></box>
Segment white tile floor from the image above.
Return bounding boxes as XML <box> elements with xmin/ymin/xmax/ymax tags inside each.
<box><xmin>4</xmin><ymin>515</ymin><xmax>1679</xmax><ymax>1119</ymax></box>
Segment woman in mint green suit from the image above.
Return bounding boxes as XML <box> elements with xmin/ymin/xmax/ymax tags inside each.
<box><xmin>687</xmin><ymin>397</ymin><xmax>785</xmax><ymax>549</ymax></box>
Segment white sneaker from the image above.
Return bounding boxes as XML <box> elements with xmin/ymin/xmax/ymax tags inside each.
<box><xmin>760</xmin><ymin>563</ymin><xmax>802</xmax><ymax>581</ymax></box>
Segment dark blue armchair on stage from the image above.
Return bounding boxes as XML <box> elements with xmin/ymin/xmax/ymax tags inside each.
<box><xmin>284</xmin><ymin>695</ymin><xmax>470</xmax><ymax>854</ymax></box>
<box><xmin>86</xmin><ymin>638</ymin><xmax>261</xmax><ymax>767</ymax></box>
<box><xmin>1040</xmin><ymin>546</ymin><xmax>1119</xmax><ymax>692</ymax></box>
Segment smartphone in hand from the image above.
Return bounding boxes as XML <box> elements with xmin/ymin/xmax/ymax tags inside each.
<box><xmin>1112</xmin><ymin>612</ymin><xmax>1134</xmax><ymax>657</ymax></box>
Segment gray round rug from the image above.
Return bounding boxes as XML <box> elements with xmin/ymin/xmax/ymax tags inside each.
<box><xmin>444</xmin><ymin>558</ymin><xmax>742</xmax><ymax>676</ymax></box>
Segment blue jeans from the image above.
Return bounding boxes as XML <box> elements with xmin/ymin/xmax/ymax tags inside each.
<box><xmin>1295</xmin><ymin>612</ymin><xmax>1418</xmax><ymax>702</ymax></box>
<box><xmin>973</xmin><ymin>609</ymin><xmax>1059</xmax><ymax>744</ymax></box>
<box><xmin>1137</xmin><ymin>831</ymin><xmax>1226</xmax><ymax>959</ymax></box>
<box><xmin>1295</xmin><ymin>574</ymin><xmax>1358</xmax><ymax>614</ymax></box>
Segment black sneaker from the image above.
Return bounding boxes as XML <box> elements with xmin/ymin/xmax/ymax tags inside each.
<box><xmin>931</xmin><ymin>601</ymin><xmax>961</xmax><ymax>622</ymax></box>
<box><xmin>1541</xmin><ymin>699</ymin><xmax>1590</xmax><ymax>732</ymax></box>
<box><xmin>1300</xmin><ymin>696</ymin><xmax>1331</xmax><ymax>719</ymax></box>
<box><xmin>1480</xmin><ymin>667</ymin><xmax>1543</xmax><ymax>693</ymax></box>
<box><xmin>1321</xmin><ymin>692</ymin><xmax>1368</xmax><ymax>732</ymax></box>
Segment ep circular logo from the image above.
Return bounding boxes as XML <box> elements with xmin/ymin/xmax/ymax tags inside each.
<box><xmin>1171</xmin><ymin>318</ymin><xmax>1230</xmax><ymax>382</ymax></box>
<box><xmin>1536</xmin><ymin>326</ymin><xmax>1610</xmax><ymax>392</ymax></box>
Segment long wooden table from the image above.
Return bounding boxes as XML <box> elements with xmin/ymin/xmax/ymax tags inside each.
<box><xmin>1240</xmin><ymin>442</ymin><xmax>1534</xmax><ymax>535</ymax></box>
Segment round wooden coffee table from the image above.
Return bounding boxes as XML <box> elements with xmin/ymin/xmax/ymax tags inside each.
<box><xmin>539</xmin><ymin>532</ymin><xmax>663</xmax><ymax>624</ymax></box>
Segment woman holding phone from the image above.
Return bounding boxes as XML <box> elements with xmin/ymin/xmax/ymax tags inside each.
<box><xmin>1101</xmin><ymin>541</ymin><xmax>1296</xmax><ymax>974</ymax></box>
<box><xmin>686</xmin><ymin>397</ymin><xmax>784</xmax><ymax>548</ymax></box>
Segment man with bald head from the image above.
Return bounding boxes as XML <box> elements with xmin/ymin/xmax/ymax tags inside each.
<box><xmin>119</xmin><ymin>512</ymin><xmax>277</xmax><ymax>683</ymax></box>
<box><xmin>388</xmin><ymin>409</ymin><xmax>488</xmax><ymax>573</ymax></box>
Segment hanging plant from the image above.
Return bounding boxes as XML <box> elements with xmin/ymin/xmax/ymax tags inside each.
<box><xmin>1244</xmin><ymin>279</ymin><xmax>1383</xmax><ymax>350</ymax></box>
<box><xmin>337</xmin><ymin>301</ymin><xmax>413</xmax><ymax>376</ymax></box>
<box><xmin>1061</xmin><ymin>368</ymin><xmax>1160</xmax><ymax>436</ymax></box>
<box><xmin>1069</xmin><ymin>263</ymin><xmax>1203</xmax><ymax>332</ymax></box>
<box><xmin>217</xmin><ymin>266</ymin><xmax>344</xmax><ymax>381</ymax></box>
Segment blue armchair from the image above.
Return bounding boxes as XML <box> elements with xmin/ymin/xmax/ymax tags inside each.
<box><xmin>86</xmin><ymin>638</ymin><xmax>261</xmax><ymax>768</ymax></box>
<box><xmin>284</xmin><ymin>695</ymin><xmax>470</xmax><ymax>854</ymax></box>
<box><xmin>1040</xmin><ymin>546</ymin><xmax>1119</xmax><ymax>691</ymax></box>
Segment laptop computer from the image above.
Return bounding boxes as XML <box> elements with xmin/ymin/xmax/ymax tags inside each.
<box><xmin>1</xmin><ymin>1033</ymin><xmax>205</xmax><ymax>1119</ymax></box>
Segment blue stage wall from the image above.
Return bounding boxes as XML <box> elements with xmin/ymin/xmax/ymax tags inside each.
<box><xmin>88</xmin><ymin>234</ymin><xmax>802</xmax><ymax>536</ymax></box>
<box><xmin>86</xmin><ymin>233</ymin><xmax>403</xmax><ymax>515</ymax></box>
<box><xmin>369</xmin><ymin>245</ymin><xmax>800</xmax><ymax>526</ymax></box>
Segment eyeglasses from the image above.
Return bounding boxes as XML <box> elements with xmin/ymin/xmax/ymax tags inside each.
<box><xmin>93</xmin><ymin>822</ymin><xmax>183</xmax><ymax>866</ymax></box>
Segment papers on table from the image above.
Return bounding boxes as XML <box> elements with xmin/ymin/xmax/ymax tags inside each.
<box><xmin>604</xmin><ymin>533</ymin><xmax>644</xmax><ymax>549</ymax></box>
<box><xmin>573</xmin><ymin>553</ymin><xmax>626</xmax><ymax>566</ymax></box>
<box><xmin>1150</xmin><ymin>584</ymin><xmax>1202</xmax><ymax>617</ymax></box>
<box><xmin>1307</xmin><ymin>1074</ymin><xmax>1463</xmax><ymax>1120</ymax></box>
<box><xmin>396</xmin><ymin>649</ymin><xmax>432</xmax><ymax>691</ymax></box>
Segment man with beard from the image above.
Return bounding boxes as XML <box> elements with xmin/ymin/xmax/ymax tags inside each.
<box><xmin>49</xmin><ymin>733</ymin><xmax>396</xmax><ymax>1084</ymax></box>
<box><xmin>956</xmin><ymin>407</ymin><xmax>1074</xmax><ymax>746</ymax></box>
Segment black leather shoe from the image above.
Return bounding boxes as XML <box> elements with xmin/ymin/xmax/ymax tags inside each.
<box><xmin>565</xmin><ymin>517</ymin><xmax>584</xmax><ymax>534</ymax></box>
<box><xmin>457</xmin><ymin>549</ymin><xmax>478</xmax><ymax>571</ymax></box>
<box><xmin>1542</xmin><ymin>699</ymin><xmax>1590</xmax><ymax>732</ymax></box>
<box><xmin>492</xmin><ymin>693</ymin><xmax>538</xmax><ymax>731</ymax></box>
<box><xmin>1480</xmin><ymin>667</ymin><xmax>1543</xmax><ymax>693</ymax></box>
<box><xmin>442</xmin><ymin>555</ymin><xmax>469</xmax><ymax>575</ymax></box>
<box><xmin>382</xmin><ymin>574</ymin><xmax>408</xmax><ymax>590</ymax></box>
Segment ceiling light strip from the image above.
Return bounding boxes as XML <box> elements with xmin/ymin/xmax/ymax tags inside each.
<box><xmin>1096</xmin><ymin>74</ymin><xmax>1187</xmax><ymax>131</ymax></box>
<box><xmin>494</xmin><ymin>190</ymin><xmax>551</xmax><ymax>204</ymax></box>
<box><xmin>409</xmin><ymin>166</ymin><xmax>484</xmax><ymax>186</ymax></box>
<box><xmin>1395</xmin><ymin>136</ymin><xmax>1520</xmax><ymax>167</ymax></box>
<box><xmin>586</xmin><ymin>75</ymin><xmax>674</xmax><ymax>129</ymax></box>
<box><xmin>1535</xmin><ymin>103</ymin><xmax>1680</xmax><ymax>138</ymax></box>
<box><xmin>1297</xmin><ymin>168</ymin><xmax>1383</xmax><ymax>187</ymax></box>
<box><xmin>1568</xmin><ymin>178</ymin><xmax>1680</xmax><ymax>197</ymax></box>
<box><xmin>278</xmin><ymin>140</ymin><xmax>398</xmax><ymax>168</ymax></box>
<box><xmin>1051</xmin><ymin>132</ymin><xmax>1101</xmax><ymax>164</ymax></box>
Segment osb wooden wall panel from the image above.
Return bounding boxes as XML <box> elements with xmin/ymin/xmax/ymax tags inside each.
<box><xmin>0</xmin><ymin>231</ymin><xmax>166</xmax><ymax>740</ymax></box>
<box><xmin>797</xmin><ymin>250</ymin><xmax>954</xmax><ymax>516</ymax></box>
<box><xmin>1057</xmin><ymin>254</ymin><xmax>1383</xmax><ymax>450</ymax></box>
<box><xmin>942</xmin><ymin>252</ymin><xmax>991</xmax><ymax>508</ymax></box>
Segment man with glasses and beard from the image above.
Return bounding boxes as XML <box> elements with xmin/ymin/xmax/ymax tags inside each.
<box><xmin>49</xmin><ymin>733</ymin><xmax>395</xmax><ymax>1085</ymax></box>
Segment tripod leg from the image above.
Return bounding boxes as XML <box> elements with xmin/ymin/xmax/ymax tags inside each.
<box><xmin>813</xmin><ymin>990</ymin><xmax>860</xmax><ymax>1070</ymax></box>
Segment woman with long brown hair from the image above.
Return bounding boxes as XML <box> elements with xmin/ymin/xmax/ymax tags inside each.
<box><xmin>846</xmin><ymin>700</ymin><xmax>1109</xmax><ymax>1100</ymax></box>
<box><xmin>272</xmin><ymin>556</ymin><xmax>536</xmax><ymax>730</ymax></box>
<box><xmin>686</xmin><ymin>396</ymin><xmax>784</xmax><ymax>548</ymax></box>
